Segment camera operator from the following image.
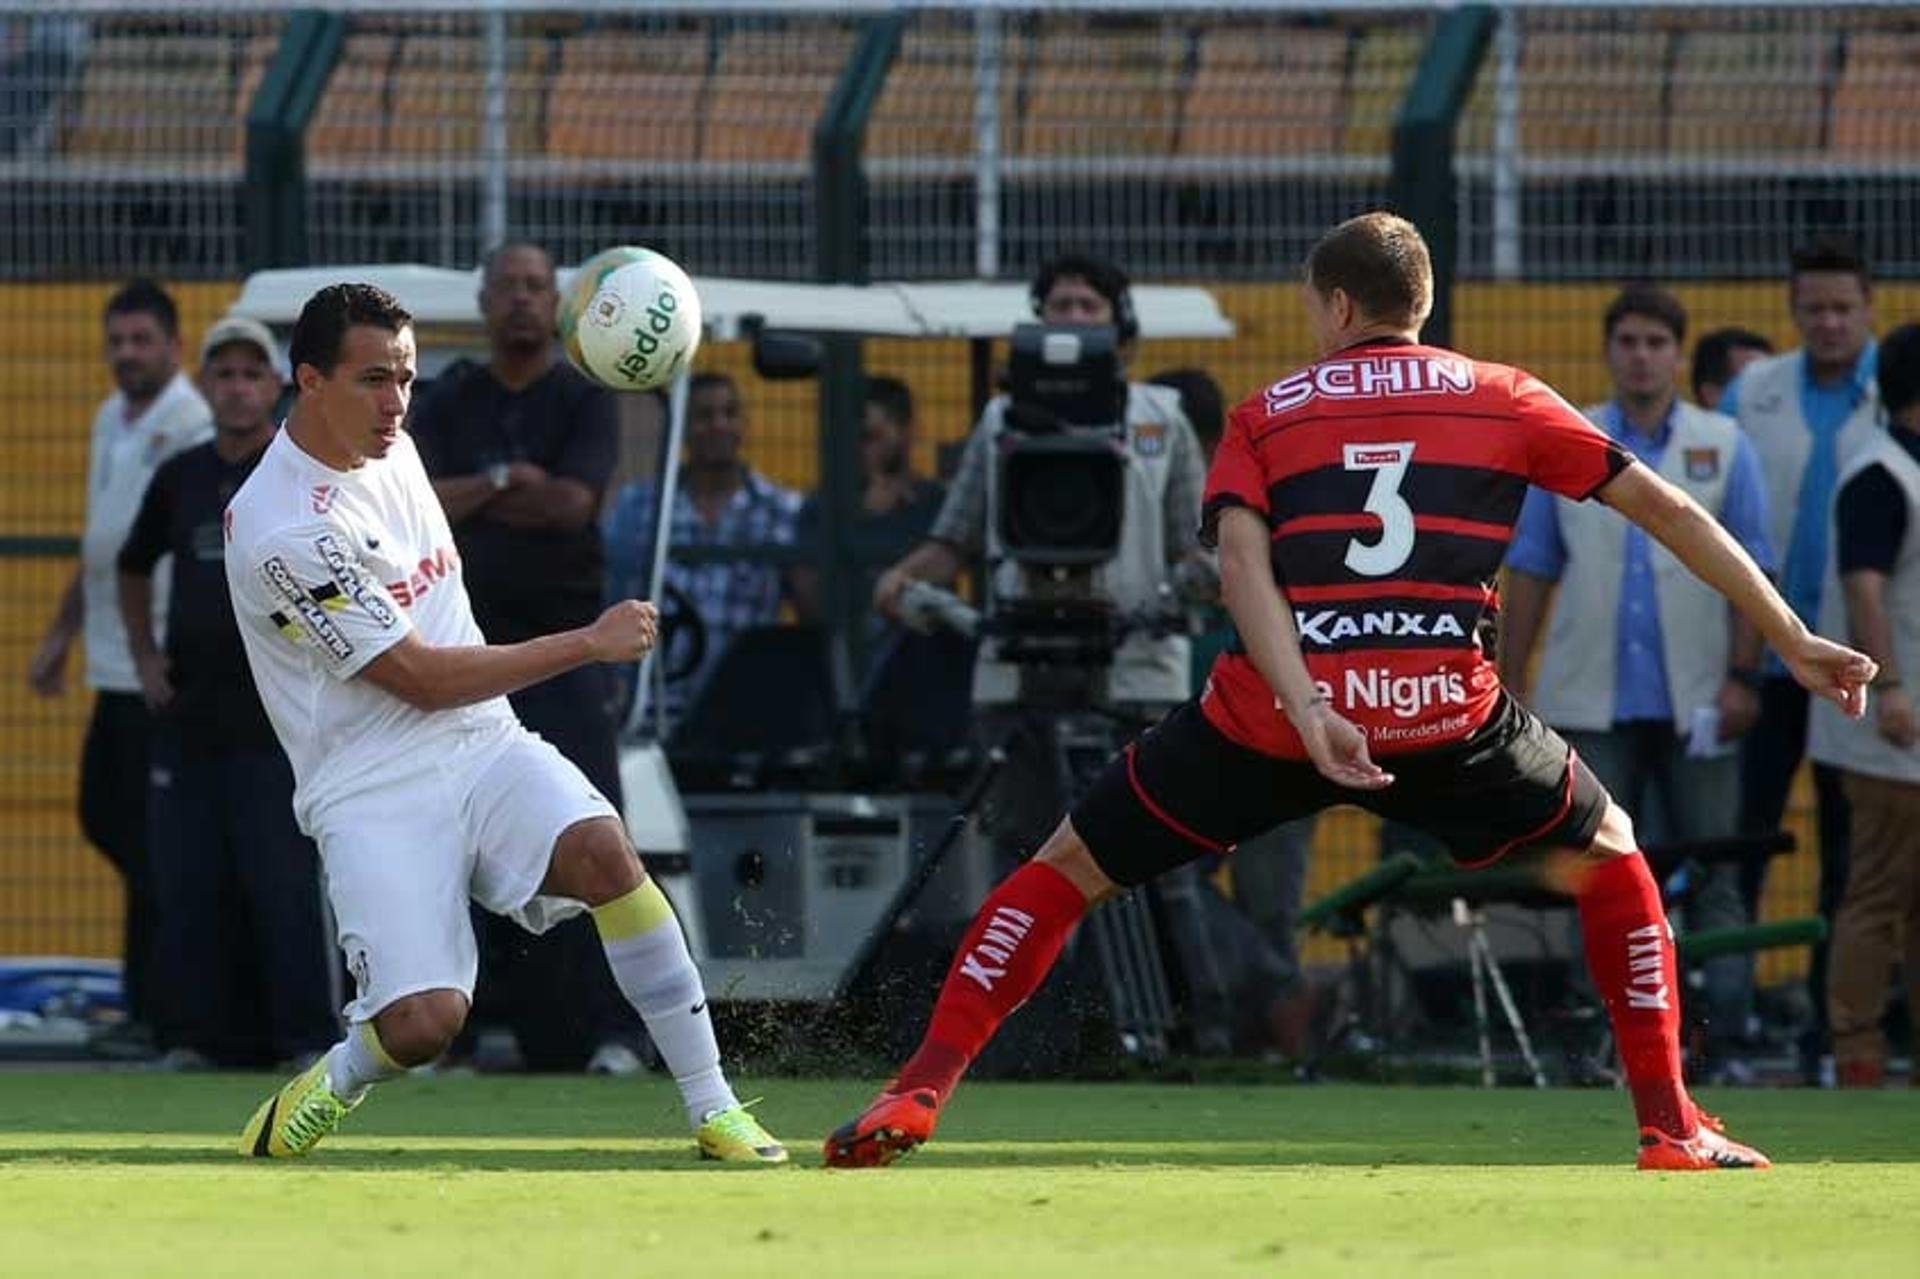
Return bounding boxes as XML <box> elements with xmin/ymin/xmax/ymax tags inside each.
<box><xmin>874</xmin><ymin>253</ymin><xmax>1208</xmax><ymax>867</ymax></box>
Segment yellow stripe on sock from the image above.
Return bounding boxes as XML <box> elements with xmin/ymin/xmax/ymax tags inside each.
<box><xmin>591</xmin><ymin>877</ymin><xmax>675</xmax><ymax>942</ymax></box>
<box><xmin>356</xmin><ymin>1021</ymin><xmax>402</xmax><ymax>1073</ymax></box>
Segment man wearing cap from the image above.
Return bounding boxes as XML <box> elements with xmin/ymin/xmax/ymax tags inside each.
<box><xmin>117</xmin><ymin>316</ymin><xmax>337</xmax><ymax>1069</ymax></box>
<box><xmin>27</xmin><ymin>280</ymin><xmax>212</xmax><ymax>1055</ymax></box>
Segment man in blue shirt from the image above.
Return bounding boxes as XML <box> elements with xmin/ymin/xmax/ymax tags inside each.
<box><xmin>1720</xmin><ymin>239</ymin><xmax>1879</xmax><ymax>1084</ymax></box>
<box><xmin>603</xmin><ymin>372</ymin><xmax>802</xmax><ymax>729</ymax></box>
<box><xmin>1502</xmin><ymin>285</ymin><xmax>1775</xmax><ymax>1080</ymax></box>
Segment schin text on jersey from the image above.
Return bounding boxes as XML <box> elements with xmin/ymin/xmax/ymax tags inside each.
<box><xmin>1263</xmin><ymin>354</ymin><xmax>1476</xmax><ymax>415</ymax></box>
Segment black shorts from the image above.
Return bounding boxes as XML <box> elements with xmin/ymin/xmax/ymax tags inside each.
<box><xmin>1069</xmin><ymin>693</ymin><xmax>1609</xmax><ymax>887</ymax></box>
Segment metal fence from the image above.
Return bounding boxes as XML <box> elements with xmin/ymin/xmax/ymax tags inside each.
<box><xmin>2</xmin><ymin>0</ymin><xmax>1909</xmax><ymax>994</ymax></box>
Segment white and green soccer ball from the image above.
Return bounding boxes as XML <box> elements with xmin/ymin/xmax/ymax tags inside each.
<box><xmin>559</xmin><ymin>245</ymin><xmax>703</xmax><ymax>392</ymax></box>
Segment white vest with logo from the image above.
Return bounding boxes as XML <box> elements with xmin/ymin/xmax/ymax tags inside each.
<box><xmin>1729</xmin><ymin>349</ymin><xmax>1880</xmax><ymax>578</ymax></box>
<box><xmin>1808</xmin><ymin>431</ymin><xmax>1920</xmax><ymax>784</ymax></box>
<box><xmin>975</xmin><ymin>381</ymin><xmax>1194</xmax><ymax>707</ymax></box>
<box><xmin>1531</xmin><ymin>402</ymin><xmax>1739</xmax><ymax>733</ymax></box>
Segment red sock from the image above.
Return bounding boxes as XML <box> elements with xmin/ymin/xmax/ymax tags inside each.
<box><xmin>1576</xmin><ymin>852</ymin><xmax>1693</xmax><ymax>1138</ymax></box>
<box><xmin>893</xmin><ymin>861</ymin><xmax>1088</xmax><ymax>1100</ymax></box>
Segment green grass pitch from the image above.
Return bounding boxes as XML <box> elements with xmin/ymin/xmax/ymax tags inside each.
<box><xmin>0</xmin><ymin>1073</ymin><xmax>1913</xmax><ymax>1278</ymax></box>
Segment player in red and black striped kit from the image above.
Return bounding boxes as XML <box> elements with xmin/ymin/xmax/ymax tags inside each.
<box><xmin>826</xmin><ymin>214</ymin><xmax>1877</xmax><ymax>1172</ymax></box>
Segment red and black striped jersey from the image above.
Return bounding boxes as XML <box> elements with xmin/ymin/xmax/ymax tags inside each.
<box><xmin>1199</xmin><ymin>337</ymin><xmax>1631</xmax><ymax>759</ymax></box>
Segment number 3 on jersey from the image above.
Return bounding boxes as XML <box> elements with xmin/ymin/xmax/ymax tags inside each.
<box><xmin>1342</xmin><ymin>442</ymin><xmax>1415</xmax><ymax>577</ymax></box>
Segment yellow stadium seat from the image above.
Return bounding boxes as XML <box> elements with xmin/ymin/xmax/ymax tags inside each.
<box><xmin>547</xmin><ymin>31</ymin><xmax>707</xmax><ymax>164</ymax></box>
<box><xmin>1670</xmin><ymin>31</ymin><xmax>1830</xmax><ymax>156</ymax></box>
<box><xmin>307</xmin><ymin>34</ymin><xmax>395</xmax><ymax>162</ymax></box>
<box><xmin>869</xmin><ymin>26</ymin><xmax>989</xmax><ymax>161</ymax></box>
<box><xmin>1179</xmin><ymin>27</ymin><xmax>1346</xmax><ymax>159</ymax></box>
<box><xmin>702</xmin><ymin>27</ymin><xmax>852</xmax><ymax>165</ymax></box>
<box><xmin>1518</xmin><ymin>30</ymin><xmax>1668</xmax><ymax>156</ymax></box>
<box><xmin>230</xmin><ymin>35</ymin><xmax>278</xmax><ymax>163</ymax></box>
<box><xmin>64</xmin><ymin>35</ymin><xmax>238</xmax><ymax>166</ymax></box>
<box><xmin>1017</xmin><ymin>27</ymin><xmax>1183</xmax><ymax>159</ymax></box>
<box><xmin>1344</xmin><ymin>26</ymin><xmax>1424</xmax><ymax>157</ymax></box>
<box><xmin>385</xmin><ymin>32</ymin><xmax>547</xmax><ymax>159</ymax></box>
<box><xmin>1830</xmin><ymin>33</ymin><xmax>1920</xmax><ymax>157</ymax></box>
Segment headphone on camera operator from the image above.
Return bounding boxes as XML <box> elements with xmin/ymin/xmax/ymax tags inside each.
<box><xmin>874</xmin><ymin>252</ymin><xmax>1211</xmax><ymax>713</ymax></box>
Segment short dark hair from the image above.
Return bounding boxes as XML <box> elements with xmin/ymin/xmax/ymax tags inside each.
<box><xmin>1877</xmin><ymin>323</ymin><xmax>1920</xmax><ymax>419</ymax></box>
<box><xmin>1789</xmin><ymin>237</ymin><xmax>1871</xmax><ymax>291</ymax></box>
<box><xmin>479</xmin><ymin>240</ymin><xmax>554</xmax><ymax>288</ymax></box>
<box><xmin>1691</xmin><ymin>327</ymin><xmax>1774</xmax><ymax>405</ymax></box>
<box><xmin>1031</xmin><ymin>251</ymin><xmax>1137</xmax><ymax>342</ymax></box>
<box><xmin>288</xmin><ymin>283</ymin><xmax>412</xmax><ymax>377</ymax></box>
<box><xmin>688</xmin><ymin>370</ymin><xmax>737</xmax><ymax>401</ymax></box>
<box><xmin>864</xmin><ymin>374</ymin><xmax>914</xmax><ymax>428</ymax></box>
<box><xmin>1146</xmin><ymin>367</ymin><xmax>1225</xmax><ymax>454</ymax></box>
<box><xmin>104</xmin><ymin>278</ymin><xmax>180</xmax><ymax>337</ymax></box>
<box><xmin>1604</xmin><ymin>284</ymin><xmax>1687</xmax><ymax>344</ymax></box>
<box><xmin>1305</xmin><ymin>212</ymin><xmax>1432</xmax><ymax>330</ymax></box>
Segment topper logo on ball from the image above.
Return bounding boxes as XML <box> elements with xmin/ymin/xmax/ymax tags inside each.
<box><xmin>614</xmin><ymin>289</ymin><xmax>681</xmax><ymax>385</ymax></box>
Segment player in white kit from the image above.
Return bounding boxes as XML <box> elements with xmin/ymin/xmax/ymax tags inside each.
<box><xmin>225</xmin><ymin>283</ymin><xmax>784</xmax><ymax>1163</ymax></box>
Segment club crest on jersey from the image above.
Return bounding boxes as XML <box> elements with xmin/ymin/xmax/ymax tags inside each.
<box><xmin>1683</xmin><ymin>448</ymin><xmax>1720</xmax><ymax>481</ymax></box>
<box><xmin>1132</xmin><ymin>421</ymin><xmax>1166</xmax><ymax>457</ymax></box>
<box><xmin>310</xmin><ymin>484</ymin><xmax>338</xmax><ymax>515</ymax></box>
<box><xmin>1264</xmin><ymin>355</ymin><xmax>1475</xmax><ymax>415</ymax></box>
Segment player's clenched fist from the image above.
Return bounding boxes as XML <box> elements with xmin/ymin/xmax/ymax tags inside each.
<box><xmin>585</xmin><ymin>599</ymin><xmax>659</xmax><ymax>661</ymax></box>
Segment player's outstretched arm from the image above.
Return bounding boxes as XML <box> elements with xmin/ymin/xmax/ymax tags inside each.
<box><xmin>1597</xmin><ymin>464</ymin><xmax>1877</xmax><ymax>717</ymax></box>
<box><xmin>360</xmin><ymin>599</ymin><xmax>658</xmax><ymax>712</ymax></box>
<box><xmin>1217</xmin><ymin>506</ymin><xmax>1393</xmax><ymax>789</ymax></box>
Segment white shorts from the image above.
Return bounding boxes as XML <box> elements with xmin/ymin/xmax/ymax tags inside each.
<box><xmin>309</xmin><ymin>725</ymin><xmax>620</xmax><ymax>1022</ymax></box>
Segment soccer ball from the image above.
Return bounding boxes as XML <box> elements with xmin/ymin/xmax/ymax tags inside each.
<box><xmin>558</xmin><ymin>245</ymin><xmax>703</xmax><ymax>392</ymax></box>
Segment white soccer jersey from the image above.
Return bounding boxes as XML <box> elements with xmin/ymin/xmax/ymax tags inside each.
<box><xmin>224</xmin><ymin>427</ymin><xmax>514</xmax><ymax>828</ymax></box>
<box><xmin>82</xmin><ymin>371</ymin><xmax>212</xmax><ymax>691</ymax></box>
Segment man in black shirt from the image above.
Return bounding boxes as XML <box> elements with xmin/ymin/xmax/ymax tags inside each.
<box><xmin>118</xmin><ymin>316</ymin><xmax>337</xmax><ymax>1068</ymax></box>
<box><xmin>411</xmin><ymin>241</ymin><xmax>645</xmax><ymax>1073</ymax></box>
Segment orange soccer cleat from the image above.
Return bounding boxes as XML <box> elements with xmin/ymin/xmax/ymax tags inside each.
<box><xmin>822</xmin><ymin>1087</ymin><xmax>942</xmax><ymax>1168</ymax></box>
<box><xmin>1637</xmin><ymin>1121</ymin><xmax>1772</xmax><ymax>1171</ymax></box>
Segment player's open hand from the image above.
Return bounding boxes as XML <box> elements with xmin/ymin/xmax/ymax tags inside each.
<box><xmin>586</xmin><ymin>600</ymin><xmax>660</xmax><ymax>662</ymax></box>
<box><xmin>1295</xmin><ymin>701</ymin><xmax>1394</xmax><ymax>790</ymax></box>
<box><xmin>1780</xmin><ymin>632</ymin><xmax>1878</xmax><ymax>719</ymax></box>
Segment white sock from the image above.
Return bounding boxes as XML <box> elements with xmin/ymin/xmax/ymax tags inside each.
<box><xmin>324</xmin><ymin>1022</ymin><xmax>403</xmax><ymax>1102</ymax></box>
<box><xmin>594</xmin><ymin>883</ymin><xmax>739</xmax><ymax>1128</ymax></box>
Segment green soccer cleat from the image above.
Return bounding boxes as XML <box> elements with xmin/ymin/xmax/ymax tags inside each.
<box><xmin>695</xmin><ymin>1100</ymin><xmax>789</xmax><ymax>1164</ymax></box>
<box><xmin>238</xmin><ymin>1054</ymin><xmax>361</xmax><ymax>1158</ymax></box>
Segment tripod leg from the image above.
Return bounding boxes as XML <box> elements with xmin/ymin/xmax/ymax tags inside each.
<box><xmin>1463</xmin><ymin>903</ymin><xmax>1494</xmax><ymax>1088</ymax></box>
<box><xmin>1057</xmin><ymin>714</ymin><xmax>1177</xmax><ymax>1064</ymax></box>
<box><xmin>832</xmin><ymin>739</ymin><xmax>1011</xmax><ymax>1001</ymax></box>
<box><xmin>1123</xmin><ymin>889</ymin><xmax>1176</xmax><ymax>1061</ymax></box>
<box><xmin>1082</xmin><ymin>906</ymin><xmax>1139</xmax><ymax>1054</ymax></box>
<box><xmin>1477</xmin><ymin>926</ymin><xmax>1548</xmax><ymax>1088</ymax></box>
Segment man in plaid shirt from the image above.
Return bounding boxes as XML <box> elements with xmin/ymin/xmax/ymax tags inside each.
<box><xmin>603</xmin><ymin>372</ymin><xmax>802</xmax><ymax>725</ymax></box>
